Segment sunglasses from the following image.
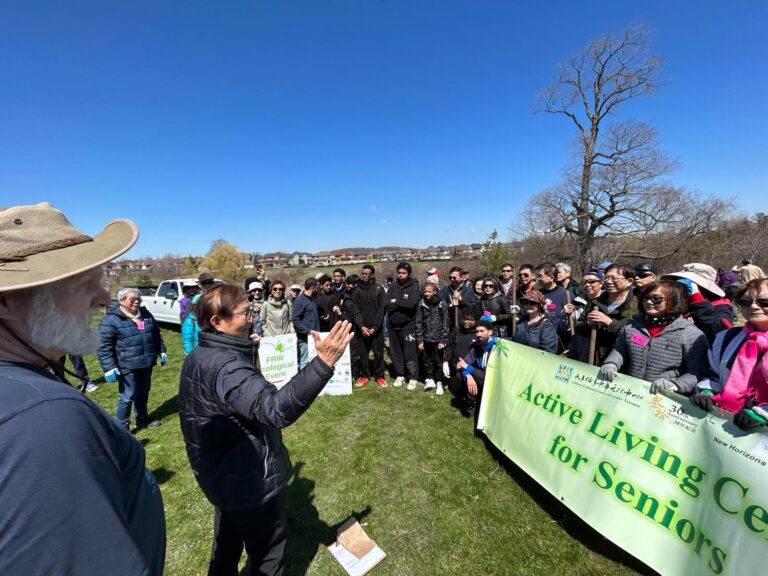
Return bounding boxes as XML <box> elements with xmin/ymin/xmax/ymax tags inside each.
<box><xmin>271</xmin><ymin>287</ymin><xmax>284</xmax><ymax>292</ymax></box>
<box><xmin>736</xmin><ymin>297</ymin><xmax>768</xmax><ymax>309</ymax></box>
<box><xmin>501</xmin><ymin>269</ymin><xmax>513</xmax><ymax>273</ymax></box>
<box><xmin>635</xmin><ymin>272</ymin><xmax>654</xmax><ymax>278</ymax></box>
<box><xmin>642</xmin><ymin>295</ymin><xmax>667</xmax><ymax>305</ymax></box>
<box><xmin>483</xmin><ymin>284</ymin><xmax>496</xmax><ymax>289</ymax></box>
<box><xmin>582</xmin><ymin>279</ymin><xmax>601</xmax><ymax>285</ymax></box>
<box><xmin>129</xmin><ymin>297</ymin><xmax>142</xmax><ymax>303</ymax></box>
<box><xmin>234</xmin><ymin>305</ymin><xmax>255</xmax><ymax>319</ymax></box>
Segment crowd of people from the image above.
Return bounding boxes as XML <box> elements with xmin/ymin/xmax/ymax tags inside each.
<box><xmin>2</xmin><ymin>201</ymin><xmax>767</xmax><ymax>575</ymax></box>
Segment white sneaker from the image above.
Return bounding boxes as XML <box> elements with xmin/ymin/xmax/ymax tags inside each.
<box><xmin>393</xmin><ymin>376</ymin><xmax>405</xmax><ymax>388</ymax></box>
<box><xmin>85</xmin><ymin>382</ymin><xmax>98</xmax><ymax>393</ymax></box>
<box><xmin>406</xmin><ymin>379</ymin><xmax>418</xmax><ymax>391</ymax></box>
<box><xmin>424</xmin><ymin>378</ymin><xmax>436</xmax><ymax>391</ymax></box>
<box><xmin>436</xmin><ymin>382</ymin><xmax>444</xmax><ymax>396</ymax></box>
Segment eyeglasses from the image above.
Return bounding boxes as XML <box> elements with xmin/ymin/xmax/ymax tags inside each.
<box><xmin>642</xmin><ymin>295</ymin><xmax>667</xmax><ymax>305</ymax></box>
<box><xmin>518</xmin><ymin>273</ymin><xmax>531</xmax><ymax>278</ymax></box>
<box><xmin>271</xmin><ymin>287</ymin><xmax>284</xmax><ymax>292</ymax></box>
<box><xmin>501</xmin><ymin>269</ymin><xmax>513</xmax><ymax>273</ymax></box>
<box><xmin>483</xmin><ymin>284</ymin><xmax>495</xmax><ymax>289</ymax></box>
<box><xmin>603</xmin><ymin>276</ymin><xmax>626</xmax><ymax>283</ymax></box>
<box><xmin>129</xmin><ymin>297</ymin><xmax>142</xmax><ymax>303</ymax></box>
<box><xmin>450</xmin><ymin>276</ymin><xmax>460</xmax><ymax>281</ymax></box>
<box><xmin>233</xmin><ymin>305</ymin><xmax>255</xmax><ymax>319</ymax></box>
<box><xmin>736</xmin><ymin>297</ymin><xmax>768</xmax><ymax>309</ymax></box>
<box><xmin>582</xmin><ymin>279</ymin><xmax>601</xmax><ymax>285</ymax></box>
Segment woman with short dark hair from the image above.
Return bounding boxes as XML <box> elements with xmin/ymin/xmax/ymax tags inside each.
<box><xmin>260</xmin><ymin>280</ymin><xmax>294</xmax><ymax>337</ymax></box>
<box><xmin>179</xmin><ymin>284</ymin><xmax>352</xmax><ymax>575</ymax></box>
<box><xmin>599</xmin><ymin>280</ymin><xmax>709</xmax><ymax>394</ymax></box>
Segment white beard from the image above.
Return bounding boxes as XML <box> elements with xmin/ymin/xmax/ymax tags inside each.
<box><xmin>26</xmin><ymin>288</ymin><xmax>101</xmax><ymax>356</ymax></box>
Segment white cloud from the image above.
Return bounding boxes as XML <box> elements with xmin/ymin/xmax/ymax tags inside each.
<box><xmin>369</xmin><ymin>204</ymin><xmax>377</xmax><ymax>212</ymax></box>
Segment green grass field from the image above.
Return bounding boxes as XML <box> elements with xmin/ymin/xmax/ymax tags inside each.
<box><xmin>75</xmin><ymin>325</ymin><xmax>653</xmax><ymax>576</ymax></box>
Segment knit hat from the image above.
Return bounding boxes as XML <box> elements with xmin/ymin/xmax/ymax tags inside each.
<box><xmin>520</xmin><ymin>289</ymin><xmax>548</xmax><ymax>308</ymax></box>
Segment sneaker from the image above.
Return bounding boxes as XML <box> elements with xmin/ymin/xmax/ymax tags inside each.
<box><xmin>393</xmin><ymin>376</ymin><xmax>405</xmax><ymax>388</ymax></box>
<box><xmin>376</xmin><ymin>377</ymin><xmax>388</xmax><ymax>388</ymax></box>
<box><xmin>136</xmin><ymin>419</ymin><xmax>161</xmax><ymax>430</ymax></box>
<box><xmin>424</xmin><ymin>378</ymin><xmax>436</xmax><ymax>391</ymax></box>
<box><xmin>355</xmin><ymin>377</ymin><xmax>370</xmax><ymax>388</ymax></box>
<box><xmin>406</xmin><ymin>379</ymin><xmax>418</xmax><ymax>391</ymax></box>
<box><xmin>436</xmin><ymin>382</ymin><xmax>445</xmax><ymax>396</ymax></box>
<box><xmin>85</xmin><ymin>381</ymin><xmax>98</xmax><ymax>393</ymax></box>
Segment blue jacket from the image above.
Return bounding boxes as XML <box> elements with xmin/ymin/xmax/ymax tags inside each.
<box><xmin>291</xmin><ymin>292</ymin><xmax>319</xmax><ymax>340</ymax></box>
<box><xmin>97</xmin><ymin>305</ymin><xmax>166</xmax><ymax>372</ymax></box>
<box><xmin>182</xmin><ymin>293</ymin><xmax>202</xmax><ymax>354</ymax></box>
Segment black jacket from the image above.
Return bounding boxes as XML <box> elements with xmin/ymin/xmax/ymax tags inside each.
<box><xmin>688</xmin><ymin>294</ymin><xmax>735</xmax><ymax>344</ymax></box>
<box><xmin>446</xmin><ymin>325</ymin><xmax>476</xmax><ymax>367</ymax></box>
<box><xmin>416</xmin><ymin>297</ymin><xmax>450</xmax><ymax>344</ymax></box>
<box><xmin>574</xmin><ymin>292</ymin><xmax>636</xmax><ymax>365</ymax></box>
<box><xmin>353</xmin><ymin>278</ymin><xmax>387</xmax><ymax>329</ymax></box>
<box><xmin>316</xmin><ymin>290</ymin><xmax>341</xmax><ymax>332</ymax></box>
<box><xmin>386</xmin><ymin>277</ymin><xmax>421</xmax><ymax>329</ymax></box>
<box><xmin>478</xmin><ymin>292</ymin><xmax>511</xmax><ymax>337</ymax></box>
<box><xmin>178</xmin><ymin>331</ymin><xmax>334</xmax><ymax>511</ymax></box>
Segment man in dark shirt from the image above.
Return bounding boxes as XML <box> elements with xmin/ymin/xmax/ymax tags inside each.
<box><xmin>0</xmin><ymin>203</ymin><xmax>166</xmax><ymax>575</ymax></box>
<box><xmin>352</xmin><ymin>264</ymin><xmax>387</xmax><ymax>387</ymax></box>
<box><xmin>291</xmin><ymin>277</ymin><xmax>320</xmax><ymax>368</ymax></box>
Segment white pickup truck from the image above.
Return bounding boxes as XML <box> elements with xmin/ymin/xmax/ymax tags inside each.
<box><xmin>139</xmin><ymin>278</ymin><xmax>202</xmax><ymax>325</ymax></box>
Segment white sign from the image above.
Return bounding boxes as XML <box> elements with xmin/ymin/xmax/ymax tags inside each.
<box><xmin>308</xmin><ymin>332</ymin><xmax>352</xmax><ymax>395</ymax></box>
<box><xmin>260</xmin><ymin>334</ymin><xmax>298</xmax><ymax>388</ymax></box>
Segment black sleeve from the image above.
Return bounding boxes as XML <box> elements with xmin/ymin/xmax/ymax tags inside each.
<box><xmin>688</xmin><ymin>298</ymin><xmax>735</xmax><ymax>343</ymax></box>
<box><xmin>219</xmin><ymin>356</ymin><xmax>335</xmax><ymax>429</ymax></box>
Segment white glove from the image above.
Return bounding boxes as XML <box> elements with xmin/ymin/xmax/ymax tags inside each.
<box><xmin>442</xmin><ymin>361</ymin><xmax>450</xmax><ymax>379</ymax></box>
<box><xmin>650</xmin><ymin>378</ymin><xmax>677</xmax><ymax>394</ymax></box>
<box><xmin>160</xmin><ymin>353</ymin><xmax>168</xmax><ymax>366</ymax></box>
<box><xmin>490</xmin><ymin>314</ymin><xmax>497</xmax><ymax>322</ymax></box>
<box><xmin>510</xmin><ymin>305</ymin><xmax>521</xmax><ymax>314</ymax></box>
<box><xmin>104</xmin><ymin>368</ymin><xmax>121</xmax><ymax>382</ymax></box>
<box><xmin>598</xmin><ymin>363</ymin><xmax>618</xmax><ymax>382</ymax></box>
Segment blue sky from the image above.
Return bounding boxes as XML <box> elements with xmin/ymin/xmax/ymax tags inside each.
<box><xmin>2</xmin><ymin>1</ymin><xmax>766</xmax><ymax>259</ymax></box>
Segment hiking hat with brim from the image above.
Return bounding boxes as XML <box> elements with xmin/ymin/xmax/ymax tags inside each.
<box><xmin>0</xmin><ymin>202</ymin><xmax>138</xmax><ymax>292</ymax></box>
<box><xmin>662</xmin><ymin>263</ymin><xmax>724</xmax><ymax>298</ymax></box>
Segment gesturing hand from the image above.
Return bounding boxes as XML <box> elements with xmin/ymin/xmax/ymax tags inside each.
<box><xmin>313</xmin><ymin>320</ymin><xmax>354</xmax><ymax>368</ymax></box>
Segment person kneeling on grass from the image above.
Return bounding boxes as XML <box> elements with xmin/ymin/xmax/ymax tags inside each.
<box><xmin>178</xmin><ymin>284</ymin><xmax>352</xmax><ymax>576</ymax></box>
<box><xmin>688</xmin><ymin>278</ymin><xmax>768</xmax><ymax>432</ymax></box>
<box><xmin>457</xmin><ymin>318</ymin><xmax>498</xmax><ymax>416</ymax></box>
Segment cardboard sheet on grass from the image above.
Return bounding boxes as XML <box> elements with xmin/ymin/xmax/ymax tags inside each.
<box><xmin>327</xmin><ymin>518</ymin><xmax>386</xmax><ymax>575</ymax></box>
<box><xmin>477</xmin><ymin>339</ymin><xmax>768</xmax><ymax>576</ymax></box>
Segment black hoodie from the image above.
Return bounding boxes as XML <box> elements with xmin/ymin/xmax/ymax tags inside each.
<box><xmin>353</xmin><ymin>277</ymin><xmax>387</xmax><ymax>329</ymax></box>
<box><xmin>386</xmin><ymin>277</ymin><xmax>420</xmax><ymax>328</ymax></box>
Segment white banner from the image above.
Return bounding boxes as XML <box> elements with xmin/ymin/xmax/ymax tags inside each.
<box><xmin>308</xmin><ymin>332</ymin><xmax>352</xmax><ymax>396</ymax></box>
<box><xmin>260</xmin><ymin>334</ymin><xmax>299</xmax><ymax>388</ymax></box>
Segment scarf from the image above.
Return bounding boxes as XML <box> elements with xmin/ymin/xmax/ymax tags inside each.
<box><xmin>713</xmin><ymin>324</ymin><xmax>768</xmax><ymax>413</ymax></box>
<box><xmin>642</xmin><ymin>313</ymin><xmax>679</xmax><ymax>327</ymax></box>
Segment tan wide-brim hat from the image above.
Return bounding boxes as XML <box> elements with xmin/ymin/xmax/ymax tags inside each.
<box><xmin>662</xmin><ymin>262</ymin><xmax>725</xmax><ymax>298</ymax></box>
<box><xmin>0</xmin><ymin>202</ymin><xmax>138</xmax><ymax>292</ymax></box>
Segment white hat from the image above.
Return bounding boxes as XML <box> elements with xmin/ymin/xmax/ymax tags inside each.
<box><xmin>290</xmin><ymin>284</ymin><xmax>301</xmax><ymax>291</ymax></box>
<box><xmin>662</xmin><ymin>263</ymin><xmax>724</xmax><ymax>297</ymax></box>
<box><xmin>248</xmin><ymin>281</ymin><xmax>265</xmax><ymax>292</ymax></box>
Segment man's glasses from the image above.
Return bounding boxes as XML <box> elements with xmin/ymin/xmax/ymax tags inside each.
<box><xmin>635</xmin><ymin>272</ymin><xmax>654</xmax><ymax>279</ymax></box>
<box><xmin>450</xmin><ymin>276</ymin><xmax>460</xmax><ymax>281</ymax></box>
<box><xmin>129</xmin><ymin>297</ymin><xmax>142</xmax><ymax>303</ymax></box>
<box><xmin>582</xmin><ymin>279</ymin><xmax>601</xmax><ymax>285</ymax></box>
<box><xmin>518</xmin><ymin>273</ymin><xmax>531</xmax><ymax>278</ymax></box>
<box><xmin>603</xmin><ymin>276</ymin><xmax>626</xmax><ymax>283</ymax></box>
<box><xmin>642</xmin><ymin>295</ymin><xmax>667</xmax><ymax>305</ymax></box>
<box><xmin>736</xmin><ymin>297</ymin><xmax>768</xmax><ymax>309</ymax></box>
<box><xmin>501</xmin><ymin>269</ymin><xmax>513</xmax><ymax>273</ymax></box>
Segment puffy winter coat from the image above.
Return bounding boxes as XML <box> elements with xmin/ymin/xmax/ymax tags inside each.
<box><xmin>603</xmin><ymin>315</ymin><xmax>709</xmax><ymax>393</ymax></box>
<box><xmin>97</xmin><ymin>305</ymin><xmax>165</xmax><ymax>372</ymax></box>
<box><xmin>512</xmin><ymin>317</ymin><xmax>558</xmax><ymax>354</ymax></box>
<box><xmin>260</xmin><ymin>297</ymin><xmax>294</xmax><ymax>337</ymax></box>
<box><xmin>178</xmin><ymin>331</ymin><xmax>334</xmax><ymax>511</ymax></box>
<box><xmin>416</xmin><ymin>297</ymin><xmax>449</xmax><ymax>344</ymax></box>
<box><xmin>182</xmin><ymin>293</ymin><xmax>202</xmax><ymax>354</ymax></box>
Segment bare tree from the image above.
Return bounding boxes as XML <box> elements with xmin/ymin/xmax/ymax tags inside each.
<box><xmin>515</xmin><ymin>24</ymin><xmax>730</xmax><ymax>268</ymax></box>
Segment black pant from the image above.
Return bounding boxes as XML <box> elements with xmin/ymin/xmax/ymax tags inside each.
<box><xmin>420</xmin><ymin>341</ymin><xmax>441</xmax><ymax>381</ymax></box>
<box><xmin>357</xmin><ymin>329</ymin><xmax>384</xmax><ymax>378</ymax></box>
<box><xmin>57</xmin><ymin>355</ymin><xmax>90</xmax><ymax>383</ymax></box>
<box><xmin>208</xmin><ymin>492</ymin><xmax>287</xmax><ymax>576</ymax></box>
<box><xmin>388</xmin><ymin>325</ymin><xmax>418</xmax><ymax>379</ymax></box>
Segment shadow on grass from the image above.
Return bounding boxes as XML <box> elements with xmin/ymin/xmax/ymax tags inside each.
<box><xmin>149</xmin><ymin>393</ymin><xmax>179</xmax><ymax>422</ymax></box>
<box><xmin>480</xmin><ymin>436</ymin><xmax>659</xmax><ymax>576</ymax></box>
<box><xmin>151</xmin><ymin>466</ymin><xmax>175</xmax><ymax>484</ymax></box>
<box><xmin>282</xmin><ymin>462</ymin><xmax>372</xmax><ymax>576</ymax></box>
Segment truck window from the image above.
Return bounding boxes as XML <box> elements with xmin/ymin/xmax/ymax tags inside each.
<box><xmin>157</xmin><ymin>282</ymin><xmax>172</xmax><ymax>298</ymax></box>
